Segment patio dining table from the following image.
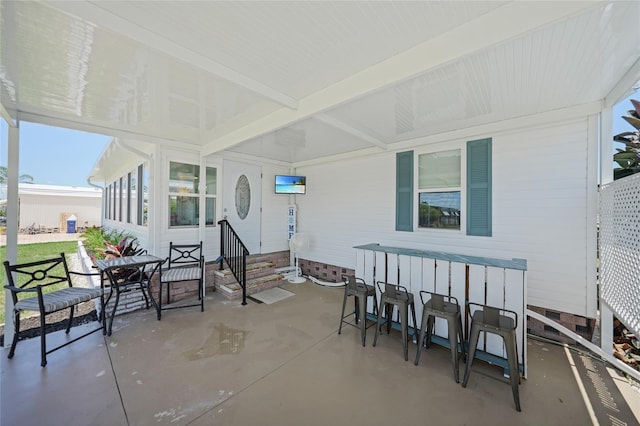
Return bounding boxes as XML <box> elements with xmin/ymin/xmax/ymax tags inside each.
<box><xmin>94</xmin><ymin>255</ymin><xmax>164</xmax><ymax>335</ymax></box>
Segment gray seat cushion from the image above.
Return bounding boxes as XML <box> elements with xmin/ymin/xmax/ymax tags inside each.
<box><xmin>161</xmin><ymin>266</ymin><xmax>201</xmax><ymax>283</ymax></box>
<box><xmin>15</xmin><ymin>287</ymin><xmax>103</xmax><ymax>313</ymax></box>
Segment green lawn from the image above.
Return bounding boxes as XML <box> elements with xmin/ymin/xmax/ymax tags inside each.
<box><xmin>0</xmin><ymin>241</ymin><xmax>79</xmax><ymax>324</ymax></box>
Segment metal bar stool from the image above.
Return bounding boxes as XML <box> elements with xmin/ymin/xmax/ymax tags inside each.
<box><xmin>373</xmin><ymin>281</ymin><xmax>418</xmax><ymax>361</ymax></box>
<box><xmin>414</xmin><ymin>291</ymin><xmax>465</xmax><ymax>382</ymax></box>
<box><xmin>462</xmin><ymin>303</ymin><xmax>521</xmax><ymax>411</ymax></box>
<box><xmin>338</xmin><ymin>275</ymin><xmax>378</xmax><ymax>346</ymax></box>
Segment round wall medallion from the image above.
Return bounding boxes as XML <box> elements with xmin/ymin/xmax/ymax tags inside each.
<box><xmin>235</xmin><ymin>175</ymin><xmax>251</xmax><ymax>220</ymax></box>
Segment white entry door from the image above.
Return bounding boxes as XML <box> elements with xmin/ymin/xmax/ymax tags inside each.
<box><xmin>222</xmin><ymin>160</ymin><xmax>262</xmax><ymax>254</ymax></box>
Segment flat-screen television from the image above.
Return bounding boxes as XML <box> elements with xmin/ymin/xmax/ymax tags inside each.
<box><xmin>275</xmin><ymin>175</ymin><xmax>306</xmax><ymax>194</ymax></box>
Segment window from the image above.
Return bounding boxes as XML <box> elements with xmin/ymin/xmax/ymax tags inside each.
<box><xmin>418</xmin><ymin>149</ymin><xmax>461</xmax><ymax>230</ymax></box>
<box><xmin>168</xmin><ymin>161</ymin><xmax>217</xmax><ymax>227</ymax></box>
<box><xmin>128</xmin><ymin>171</ymin><xmax>136</xmax><ymax>224</ymax></box>
<box><xmin>142</xmin><ymin>163</ymin><xmax>149</xmax><ymax>226</ymax></box>
<box><xmin>396</xmin><ymin>139</ymin><xmax>492</xmax><ymax>235</ymax></box>
<box><xmin>102</xmin><ymin>163</ymin><xmax>147</xmax><ymax>226</ymax></box>
<box><xmin>169</xmin><ymin>161</ymin><xmax>199</xmax><ymax>227</ymax></box>
<box><xmin>205</xmin><ymin>166</ymin><xmax>217</xmax><ymax>225</ymax></box>
<box><xmin>111</xmin><ymin>181</ymin><xmax>117</xmax><ymax>220</ymax></box>
<box><xmin>118</xmin><ymin>177</ymin><xmax>124</xmax><ymax>222</ymax></box>
<box><xmin>105</xmin><ymin>184</ymin><xmax>111</xmax><ymax>219</ymax></box>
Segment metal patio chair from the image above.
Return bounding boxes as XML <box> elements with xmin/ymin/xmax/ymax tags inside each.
<box><xmin>157</xmin><ymin>241</ymin><xmax>205</xmax><ymax>320</ymax></box>
<box><xmin>3</xmin><ymin>253</ymin><xmax>105</xmax><ymax>367</ymax></box>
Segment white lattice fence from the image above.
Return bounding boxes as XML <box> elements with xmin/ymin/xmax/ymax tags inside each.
<box><xmin>599</xmin><ymin>173</ymin><xmax>640</xmax><ymax>338</ymax></box>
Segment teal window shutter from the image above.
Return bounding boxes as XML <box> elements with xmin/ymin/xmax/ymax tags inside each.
<box><xmin>467</xmin><ymin>138</ymin><xmax>492</xmax><ymax>236</ymax></box>
<box><xmin>396</xmin><ymin>151</ymin><xmax>414</xmax><ymax>232</ymax></box>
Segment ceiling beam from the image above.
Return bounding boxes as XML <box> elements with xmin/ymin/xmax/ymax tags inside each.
<box><xmin>50</xmin><ymin>1</ymin><xmax>299</xmax><ymax>110</ymax></box>
<box><xmin>202</xmin><ymin>1</ymin><xmax>597</xmax><ymax>156</ymax></box>
<box><xmin>18</xmin><ymin>108</ymin><xmax>199</xmax><ymax>150</ymax></box>
<box><xmin>604</xmin><ymin>56</ymin><xmax>640</xmax><ymax>108</ymax></box>
<box><xmin>1</xmin><ymin>103</ymin><xmax>17</xmax><ymax>127</ymax></box>
<box><xmin>315</xmin><ymin>114</ymin><xmax>387</xmax><ymax>150</ymax></box>
<box><xmin>294</xmin><ymin>101</ymin><xmax>603</xmax><ymax>169</ymax></box>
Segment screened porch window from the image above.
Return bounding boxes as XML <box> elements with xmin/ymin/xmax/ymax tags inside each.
<box><xmin>128</xmin><ymin>170</ymin><xmax>136</xmax><ymax>224</ymax></box>
<box><xmin>141</xmin><ymin>163</ymin><xmax>149</xmax><ymax>226</ymax></box>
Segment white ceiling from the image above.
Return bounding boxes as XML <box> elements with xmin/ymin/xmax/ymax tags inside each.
<box><xmin>1</xmin><ymin>1</ymin><xmax>639</xmax><ymax>177</ymax></box>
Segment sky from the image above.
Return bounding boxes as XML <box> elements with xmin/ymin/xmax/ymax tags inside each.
<box><xmin>0</xmin><ymin>121</ymin><xmax>111</xmax><ymax>187</ymax></box>
<box><xmin>613</xmin><ymin>92</ymin><xmax>639</xmax><ymax>137</ymax></box>
<box><xmin>0</xmin><ymin>90</ymin><xmax>638</xmax><ymax>191</ymax></box>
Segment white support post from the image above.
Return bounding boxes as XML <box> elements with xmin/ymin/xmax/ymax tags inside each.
<box><xmin>199</xmin><ymin>155</ymin><xmax>206</xmax><ymax>243</ymax></box>
<box><xmin>4</xmin><ymin>123</ymin><xmax>19</xmax><ymax>347</ymax></box>
<box><xmin>599</xmin><ymin>106</ymin><xmax>614</xmax><ymax>354</ymax></box>
<box><xmin>149</xmin><ymin>145</ymin><xmax>160</xmax><ymax>255</ymax></box>
<box><xmin>600</xmin><ymin>303</ymin><xmax>614</xmax><ymax>352</ymax></box>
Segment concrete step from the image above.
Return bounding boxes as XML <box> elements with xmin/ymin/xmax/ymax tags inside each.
<box><xmin>213</xmin><ymin>261</ymin><xmax>277</xmax><ymax>286</ymax></box>
<box><xmin>214</xmin><ymin>261</ymin><xmax>275</xmax><ymax>277</ymax></box>
<box><xmin>216</xmin><ymin>273</ymin><xmax>285</xmax><ymax>300</ymax></box>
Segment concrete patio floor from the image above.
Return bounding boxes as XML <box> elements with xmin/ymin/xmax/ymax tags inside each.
<box><xmin>2</xmin><ymin>280</ymin><xmax>639</xmax><ymax>426</ymax></box>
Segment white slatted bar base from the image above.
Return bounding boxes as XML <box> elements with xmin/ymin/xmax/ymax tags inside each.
<box><xmin>355</xmin><ymin>243</ymin><xmax>528</xmax><ymax>378</ymax></box>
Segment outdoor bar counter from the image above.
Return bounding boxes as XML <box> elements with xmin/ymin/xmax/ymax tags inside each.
<box><xmin>354</xmin><ymin>243</ymin><xmax>528</xmax><ymax>377</ymax></box>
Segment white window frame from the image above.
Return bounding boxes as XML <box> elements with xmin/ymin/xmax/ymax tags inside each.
<box><xmin>167</xmin><ymin>160</ymin><xmax>218</xmax><ymax>229</ymax></box>
<box><xmin>414</xmin><ymin>143</ymin><xmax>466</xmax><ymax>233</ymax></box>
<box><xmin>168</xmin><ymin>160</ymin><xmax>200</xmax><ymax>228</ymax></box>
<box><xmin>203</xmin><ymin>165</ymin><xmax>217</xmax><ymax>227</ymax></box>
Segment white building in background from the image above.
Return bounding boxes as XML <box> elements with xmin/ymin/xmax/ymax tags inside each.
<box><xmin>13</xmin><ymin>183</ymin><xmax>102</xmax><ymax>232</ymax></box>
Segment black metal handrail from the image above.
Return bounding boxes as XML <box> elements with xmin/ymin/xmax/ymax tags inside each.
<box><xmin>218</xmin><ymin>219</ymin><xmax>249</xmax><ymax>305</ymax></box>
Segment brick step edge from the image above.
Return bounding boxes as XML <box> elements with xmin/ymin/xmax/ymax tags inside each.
<box><xmin>214</xmin><ymin>269</ymin><xmax>280</xmax><ymax>288</ymax></box>
<box><xmin>216</xmin><ymin>274</ymin><xmax>285</xmax><ymax>300</ymax></box>
<box><xmin>213</xmin><ymin>261</ymin><xmax>276</xmax><ymax>278</ymax></box>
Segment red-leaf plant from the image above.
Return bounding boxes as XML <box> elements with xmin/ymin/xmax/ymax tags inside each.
<box><xmin>100</xmin><ymin>236</ymin><xmax>147</xmax><ymax>282</ymax></box>
<box><xmin>101</xmin><ymin>236</ymin><xmax>146</xmax><ymax>260</ymax></box>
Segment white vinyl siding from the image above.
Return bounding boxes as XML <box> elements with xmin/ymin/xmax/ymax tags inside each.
<box><xmin>260</xmin><ymin>165</ymin><xmax>294</xmax><ymax>254</ymax></box>
<box><xmin>293</xmin><ymin>118</ymin><xmax>595</xmax><ymax>317</ymax></box>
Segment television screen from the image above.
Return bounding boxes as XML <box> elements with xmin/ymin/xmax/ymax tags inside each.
<box><xmin>275</xmin><ymin>175</ymin><xmax>306</xmax><ymax>194</ymax></box>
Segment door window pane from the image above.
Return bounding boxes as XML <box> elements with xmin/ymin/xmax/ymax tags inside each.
<box><xmin>206</xmin><ymin>198</ymin><xmax>215</xmax><ymax>225</ymax></box>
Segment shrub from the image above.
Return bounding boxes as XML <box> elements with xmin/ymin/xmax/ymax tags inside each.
<box><xmin>102</xmin><ymin>236</ymin><xmax>146</xmax><ymax>260</ymax></box>
<box><xmin>80</xmin><ymin>227</ymin><xmax>144</xmax><ymax>261</ymax></box>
